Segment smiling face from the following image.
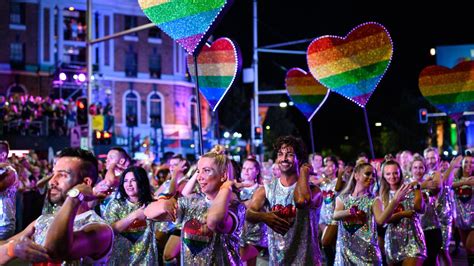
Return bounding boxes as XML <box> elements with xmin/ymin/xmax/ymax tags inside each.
<box><xmin>276</xmin><ymin>144</ymin><xmax>298</xmax><ymax>175</ymax></box>
<box><xmin>462</xmin><ymin>156</ymin><xmax>474</xmax><ymax>176</ymax></box>
<box><xmin>197</xmin><ymin>157</ymin><xmax>225</xmax><ymax>197</ymax></box>
<box><xmin>324</xmin><ymin>158</ymin><xmax>337</xmax><ymax>178</ymax></box>
<box><xmin>383</xmin><ymin>164</ymin><xmax>401</xmax><ymax>189</ymax></box>
<box><xmin>355</xmin><ymin>165</ymin><xmax>375</xmax><ymax>189</ymax></box>
<box><xmin>311</xmin><ymin>154</ymin><xmax>323</xmax><ymax>169</ymax></box>
<box><xmin>48</xmin><ymin>157</ymin><xmax>81</xmax><ymax>204</ymax></box>
<box><xmin>123</xmin><ymin>171</ymin><xmax>139</xmax><ymax>201</ymax></box>
<box><xmin>424</xmin><ymin>150</ymin><xmax>439</xmax><ymax>171</ymax></box>
<box><xmin>411</xmin><ymin>160</ymin><xmax>426</xmax><ymax>180</ymax></box>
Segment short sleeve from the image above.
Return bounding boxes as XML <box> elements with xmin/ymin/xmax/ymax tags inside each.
<box><xmin>103</xmin><ymin>198</ymin><xmax>123</xmax><ymax>224</ymax></box>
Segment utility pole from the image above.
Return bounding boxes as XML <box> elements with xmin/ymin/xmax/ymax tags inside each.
<box><xmin>252</xmin><ymin>0</ymin><xmax>259</xmax><ymax>155</ymax></box>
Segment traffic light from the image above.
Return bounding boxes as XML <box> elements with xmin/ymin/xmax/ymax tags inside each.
<box><xmin>76</xmin><ymin>97</ymin><xmax>88</xmax><ymax>126</ymax></box>
<box><xmin>93</xmin><ymin>130</ymin><xmax>112</xmax><ymax>145</ymax></box>
<box><xmin>419</xmin><ymin>108</ymin><xmax>428</xmax><ymax>124</ymax></box>
<box><xmin>254</xmin><ymin>126</ymin><xmax>262</xmax><ymax>140</ymax></box>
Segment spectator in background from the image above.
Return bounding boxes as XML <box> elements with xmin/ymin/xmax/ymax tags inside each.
<box><xmin>0</xmin><ymin>141</ymin><xmax>18</xmax><ymax>240</ymax></box>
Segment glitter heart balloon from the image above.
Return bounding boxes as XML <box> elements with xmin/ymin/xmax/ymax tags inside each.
<box><xmin>322</xmin><ymin>190</ymin><xmax>335</xmax><ymax>204</ymax></box>
<box><xmin>307</xmin><ymin>22</ymin><xmax>393</xmax><ymax>107</ymax></box>
<box><xmin>419</xmin><ymin>61</ymin><xmax>474</xmax><ymax>121</ymax></box>
<box><xmin>183</xmin><ymin>218</ymin><xmax>214</xmax><ymax>255</ymax></box>
<box><xmin>285</xmin><ymin>68</ymin><xmax>329</xmax><ymax>121</ymax></box>
<box><xmin>139</xmin><ymin>0</ymin><xmax>234</xmax><ymax>55</ymax></box>
<box><xmin>187</xmin><ymin>37</ymin><xmax>241</xmax><ymax>111</ymax></box>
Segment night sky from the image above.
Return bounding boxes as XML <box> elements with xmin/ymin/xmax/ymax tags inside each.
<box><xmin>208</xmin><ymin>1</ymin><xmax>474</xmax><ymax>160</ymax></box>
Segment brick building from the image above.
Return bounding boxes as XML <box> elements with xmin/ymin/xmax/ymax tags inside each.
<box><xmin>0</xmin><ymin>0</ymin><xmax>214</xmax><ymax>159</ymax></box>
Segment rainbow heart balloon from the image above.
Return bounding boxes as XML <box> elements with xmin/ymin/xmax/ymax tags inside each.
<box><xmin>419</xmin><ymin>61</ymin><xmax>474</xmax><ymax>121</ymax></box>
<box><xmin>139</xmin><ymin>0</ymin><xmax>234</xmax><ymax>55</ymax></box>
<box><xmin>285</xmin><ymin>68</ymin><xmax>329</xmax><ymax>121</ymax></box>
<box><xmin>187</xmin><ymin>37</ymin><xmax>241</xmax><ymax>111</ymax></box>
<box><xmin>307</xmin><ymin>22</ymin><xmax>393</xmax><ymax>107</ymax></box>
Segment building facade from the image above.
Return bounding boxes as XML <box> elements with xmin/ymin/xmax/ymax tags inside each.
<box><xmin>0</xmin><ymin>0</ymin><xmax>214</xmax><ymax>159</ymax></box>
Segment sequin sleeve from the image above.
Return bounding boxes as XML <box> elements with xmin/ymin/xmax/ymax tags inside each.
<box><xmin>103</xmin><ymin>198</ymin><xmax>124</xmax><ymax>224</ymax></box>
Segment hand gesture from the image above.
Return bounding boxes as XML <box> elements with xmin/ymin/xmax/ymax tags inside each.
<box><xmin>461</xmin><ymin>176</ymin><xmax>474</xmax><ymax>186</ymax></box>
<box><xmin>393</xmin><ymin>184</ymin><xmax>412</xmax><ymax>203</ymax></box>
<box><xmin>450</xmin><ymin>155</ymin><xmax>463</xmax><ymax>169</ymax></box>
<box><xmin>13</xmin><ymin>236</ymin><xmax>50</xmax><ymax>262</ymax></box>
<box><xmin>144</xmin><ymin>198</ymin><xmax>177</xmax><ymax>221</ymax></box>
<box><xmin>131</xmin><ymin>206</ymin><xmax>146</xmax><ymax>221</ymax></box>
<box><xmin>264</xmin><ymin>211</ymin><xmax>291</xmax><ymax>235</ymax></box>
<box><xmin>71</xmin><ymin>183</ymin><xmax>96</xmax><ymax>202</ymax></box>
<box><xmin>299</xmin><ymin>163</ymin><xmax>313</xmax><ymax>176</ymax></box>
<box><xmin>401</xmin><ymin>210</ymin><xmax>415</xmax><ymax>219</ymax></box>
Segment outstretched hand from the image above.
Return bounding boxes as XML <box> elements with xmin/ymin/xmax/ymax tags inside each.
<box><xmin>393</xmin><ymin>184</ymin><xmax>412</xmax><ymax>203</ymax></box>
<box><xmin>263</xmin><ymin>211</ymin><xmax>291</xmax><ymax>235</ymax></box>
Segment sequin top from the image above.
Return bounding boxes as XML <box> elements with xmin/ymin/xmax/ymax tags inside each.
<box><xmin>436</xmin><ymin>185</ymin><xmax>454</xmax><ymax>226</ymax></box>
<box><xmin>419</xmin><ymin>189</ymin><xmax>441</xmax><ymax>231</ymax></box>
<box><xmin>155</xmin><ymin>177</ymin><xmax>188</xmax><ymax>233</ymax></box>
<box><xmin>33</xmin><ymin>210</ymin><xmax>113</xmax><ymax>265</ymax></box>
<box><xmin>104</xmin><ymin>198</ymin><xmax>159</xmax><ymax>265</ymax></box>
<box><xmin>264</xmin><ymin>178</ymin><xmax>321</xmax><ymax>266</ymax></box>
<box><xmin>177</xmin><ymin>192</ymin><xmax>245</xmax><ymax>266</ymax></box>
<box><xmin>0</xmin><ymin>167</ymin><xmax>18</xmax><ymax>229</ymax></box>
<box><xmin>335</xmin><ymin>194</ymin><xmax>381</xmax><ymax>266</ymax></box>
<box><xmin>319</xmin><ymin>178</ymin><xmax>337</xmax><ymax>225</ymax></box>
<box><xmin>453</xmin><ymin>178</ymin><xmax>473</xmax><ymax>230</ymax></box>
<box><xmin>384</xmin><ymin>191</ymin><xmax>426</xmax><ymax>264</ymax></box>
<box><xmin>239</xmin><ymin>185</ymin><xmax>268</xmax><ymax>248</ymax></box>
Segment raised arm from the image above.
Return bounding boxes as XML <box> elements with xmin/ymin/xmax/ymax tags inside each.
<box><xmin>181</xmin><ymin>171</ymin><xmax>198</xmax><ymax>197</ymax></box>
<box><xmin>206</xmin><ymin>180</ymin><xmax>237</xmax><ymax>234</ymax></box>
<box><xmin>110</xmin><ymin>207</ymin><xmax>145</xmax><ymax>234</ymax></box>
<box><xmin>443</xmin><ymin>155</ymin><xmax>462</xmax><ymax>186</ymax></box>
<box><xmin>43</xmin><ymin>184</ymin><xmax>113</xmax><ymax>261</ymax></box>
<box><xmin>294</xmin><ymin>163</ymin><xmax>322</xmax><ymax>209</ymax></box>
<box><xmin>373</xmin><ymin>184</ymin><xmax>412</xmax><ymax>225</ymax></box>
<box><xmin>0</xmin><ymin>165</ymin><xmax>16</xmax><ymax>192</ymax></box>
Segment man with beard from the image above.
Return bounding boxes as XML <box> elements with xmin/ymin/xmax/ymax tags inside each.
<box><xmin>1</xmin><ymin>148</ymin><xmax>113</xmax><ymax>265</ymax></box>
<box><xmin>246</xmin><ymin>136</ymin><xmax>323</xmax><ymax>265</ymax></box>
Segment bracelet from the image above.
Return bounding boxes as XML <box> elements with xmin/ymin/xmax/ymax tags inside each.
<box><xmin>157</xmin><ymin>193</ymin><xmax>173</xmax><ymax>200</ymax></box>
<box><xmin>7</xmin><ymin>240</ymin><xmax>15</xmax><ymax>258</ymax></box>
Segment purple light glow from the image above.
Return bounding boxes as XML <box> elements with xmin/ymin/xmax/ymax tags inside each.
<box><xmin>78</xmin><ymin>73</ymin><xmax>86</xmax><ymax>82</ymax></box>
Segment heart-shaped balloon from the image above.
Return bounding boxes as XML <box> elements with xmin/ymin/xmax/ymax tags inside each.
<box><xmin>139</xmin><ymin>0</ymin><xmax>234</xmax><ymax>55</ymax></box>
<box><xmin>419</xmin><ymin>61</ymin><xmax>474</xmax><ymax>121</ymax></box>
<box><xmin>455</xmin><ymin>185</ymin><xmax>472</xmax><ymax>204</ymax></box>
<box><xmin>183</xmin><ymin>218</ymin><xmax>214</xmax><ymax>255</ymax></box>
<box><xmin>122</xmin><ymin>219</ymin><xmax>147</xmax><ymax>243</ymax></box>
<box><xmin>272</xmin><ymin>204</ymin><xmax>297</xmax><ymax>230</ymax></box>
<box><xmin>307</xmin><ymin>22</ymin><xmax>393</xmax><ymax>107</ymax></box>
<box><xmin>285</xmin><ymin>68</ymin><xmax>329</xmax><ymax>121</ymax></box>
<box><xmin>187</xmin><ymin>37</ymin><xmax>241</xmax><ymax>111</ymax></box>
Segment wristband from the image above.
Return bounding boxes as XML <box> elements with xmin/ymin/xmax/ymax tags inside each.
<box><xmin>7</xmin><ymin>240</ymin><xmax>15</xmax><ymax>258</ymax></box>
<box><xmin>157</xmin><ymin>193</ymin><xmax>174</xmax><ymax>200</ymax></box>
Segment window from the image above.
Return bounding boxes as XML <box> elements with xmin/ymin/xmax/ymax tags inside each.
<box><xmin>63</xmin><ymin>45</ymin><xmax>86</xmax><ymax>64</ymax></box>
<box><xmin>125</xmin><ymin>46</ymin><xmax>137</xmax><ymax>77</ymax></box>
<box><xmin>63</xmin><ymin>9</ymin><xmax>86</xmax><ymax>41</ymax></box>
<box><xmin>149</xmin><ymin>27</ymin><xmax>161</xmax><ymax>39</ymax></box>
<box><xmin>125</xmin><ymin>91</ymin><xmax>138</xmax><ymax>127</ymax></box>
<box><xmin>190</xmin><ymin>97</ymin><xmax>198</xmax><ymax>130</ymax></box>
<box><xmin>10</xmin><ymin>43</ymin><xmax>24</xmax><ymax>63</ymax></box>
<box><xmin>10</xmin><ymin>3</ymin><xmax>25</xmax><ymax>25</ymax></box>
<box><xmin>124</xmin><ymin>15</ymin><xmax>137</xmax><ymax>36</ymax></box>
<box><xmin>149</xmin><ymin>93</ymin><xmax>162</xmax><ymax>128</ymax></box>
<box><xmin>149</xmin><ymin>49</ymin><xmax>161</xmax><ymax>78</ymax></box>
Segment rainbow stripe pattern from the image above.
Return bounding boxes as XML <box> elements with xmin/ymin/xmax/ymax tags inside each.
<box><xmin>187</xmin><ymin>37</ymin><xmax>241</xmax><ymax>111</ymax></box>
<box><xmin>419</xmin><ymin>61</ymin><xmax>474</xmax><ymax>121</ymax></box>
<box><xmin>285</xmin><ymin>68</ymin><xmax>329</xmax><ymax>121</ymax></box>
<box><xmin>139</xmin><ymin>0</ymin><xmax>234</xmax><ymax>55</ymax></box>
<box><xmin>307</xmin><ymin>22</ymin><xmax>393</xmax><ymax>107</ymax></box>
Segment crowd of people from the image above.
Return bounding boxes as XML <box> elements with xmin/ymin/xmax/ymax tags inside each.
<box><xmin>0</xmin><ymin>95</ymin><xmax>113</xmax><ymax>136</ymax></box>
<box><xmin>0</xmin><ymin>137</ymin><xmax>472</xmax><ymax>266</ymax></box>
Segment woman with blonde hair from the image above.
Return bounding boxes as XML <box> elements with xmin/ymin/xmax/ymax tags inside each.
<box><xmin>145</xmin><ymin>146</ymin><xmax>245</xmax><ymax>265</ymax></box>
<box><xmin>379</xmin><ymin>158</ymin><xmax>426</xmax><ymax>266</ymax></box>
<box><xmin>333</xmin><ymin>162</ymin><xmax>412</xmax><ymax>265</ymax></box>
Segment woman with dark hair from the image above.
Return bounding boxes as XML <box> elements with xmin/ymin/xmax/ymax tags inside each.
<box><xmin>333</xmin><ymin>162</ymin><xmax>412</xmax><ymax>265</ymax></box>
<box><xmin>379</xmin><ymin>159</ymin><xmax>426</xmax><ymax>266</ymax></box>
<box><xmin>104</xmin><ymin>166</ymin><xmax>158</xmax><ymax>265</ymax></box>
<box><xmin>239</xmin><ymin>155</ymin><xmax>268</xmax><ymax>266</ymax></box>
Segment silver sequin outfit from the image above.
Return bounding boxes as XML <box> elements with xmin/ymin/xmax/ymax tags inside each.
<box><xmin>177</xmin><ymin>192</ymin><xmax>245</xmax><ymax>266</ymax></box>
<box><xmin>239</xmin><ymin>185</ymin><xmax>268</xmax><ymax>248</ymax></box>
<box><xmin>335</xmin><ymin>194</ymin><xmax>382</xmax><ymax>266</ymax></box>
<box><xmin>0</xmin><ymin>167</ymin><xmax>18</xmax><ymax>239</ymax></box>
<box><xmin>319</xmin><ymin>178</ymin><xmax>337</xmax><ymax>225</ymax></box>
<box><xmin>33</xmin><ymin>210</ymin><xmax>113</xmax><ymax>265</ymax></box>
<box><xmin>264</xmin><ymin>178</ymin><xmax>321</xmax><ymax>266</ymax></box>
<box><xmin>436</xmin><ymin>185</ymin><xmax>453</xmax><ymax>251</ymax></box>
<box><xmin>104</xmin><ymin>198</ymin><xmax>159</xmax><ymax>265</ymax></box>
<box><xmin>453</xmin><ymin>179</ymin><xmax>473</xmax><ymax>230</ymax></box>
<box><xmin>419</xmin><ymin>189</ymin><xmax>441</xmax><ymax>231</ymax></box>
<box><xmin>384</xmin><ymin>191</ymin><xmax>426</xmax><ymax>264</ymax></box>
